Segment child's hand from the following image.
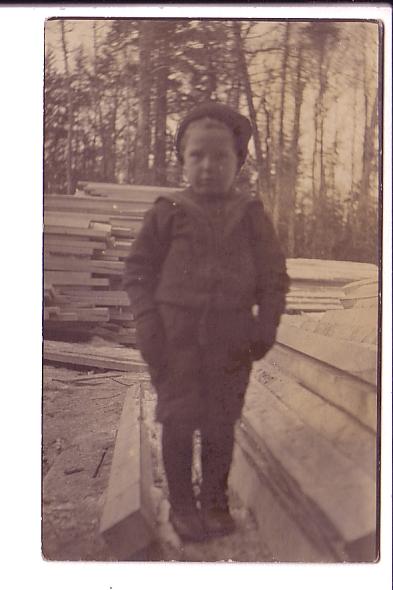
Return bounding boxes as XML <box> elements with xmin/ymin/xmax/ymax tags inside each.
<box><xmin>248</xmin><ymin>313</ymin><xmax>277</xmax><ymax>360</ymax></box>
<box><xmin>249</xmin><ymin>340</ymin><xmax>272</xmax><ymax>361</ymax></box>
<box><xmin>135</xmin><ymin>309</ymin><xmax>166</xmax><ymax>369</ymax></box>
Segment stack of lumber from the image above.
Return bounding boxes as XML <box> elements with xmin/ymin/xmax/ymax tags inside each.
<box><xmin>43</xmin><ymin>184</ymin><xmax>177</xmax><ymax>342</ymax></box>
<box><xmin>44</xmin><ymin>181</ymin><xmax>378</xmax><ymax>342</ymax></box>
<box><xmin>286</xmin><ymin>259</ymin><xmax>378</xmax><ymax>312</ymax></box>
<box><xmin>231</xmin><ymin>288</ymin><xmax>378</xmax><ymax>562</ymax></box>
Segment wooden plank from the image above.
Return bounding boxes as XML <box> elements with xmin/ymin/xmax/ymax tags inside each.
<box><xmin>111</xmin><ymin>226</ymin><xmax>136</xmax><ymax>239</ymax></box>
<box><xmin>45</xmin><ymin>309</ymin><xmax>110</xmax><ymax>323</ymax></box>
<box><xmin>44</xmin><ymin>271</ymin><xmax>111</xmax><ymax>287</ymax></box>
<box><xmin>287</xmin><ymin>258</ymin><xmax>377</xmax><ymax>274</ymax></box>
<box><xmin>44</xmin><ymin>236</ymin><xmax>106</xmax><ymax>250</ymax></box>
<box><xmin>44</xmin><ymin>243</ymin><xmax>97</xmax><ymax>256</ymax></box>
<box><xmin>109</xmin><ymin>310</ymin><xmax>135</xmax><ymax>322</ymax></box>
<box><xmin>45</xmin><ymin>211</ymin><xmax>144</xmax><ymax>230</ymax></box>
<box><xmin>276</xmin><ymin>322</ymin><xmax>377</xmax><ymax>384</ymax></box>
<box><xmin>287</xmin><ymin>289</ymin><xmax>344</xmax><ymax>299</ymax></box>
<box><xmin>99</xmin><ymin>247</ymin><xmax>131</xmax><ymax>259</ymax></box>
<box><xmin>44</xmin><ymin>212</ymin><xmax>91</xmax><ymax>228</ymax></box>
<box><xmin>342</xmin><ymin>278</ymin><xmax>378</xmax><ymax>296</ymax></box>
<box><xmin>283</xmin><ymin>314</ymin><xmax>377</xmax><ymax>346</ymax></box>
<box><xmin>89</xmin><ymin>221</ymin><xmax>113</xmax><ymax>233</ymax></box>
<box><xmin>74</xmin><ymin>308</ymin><xmax>110</xmax><ymax>322</ymax></box>
<box><xmin>44</xmin><ymin>194</ymin><xmax>151</xmax><ymax>216</ymax></box>
<box><xmin>265</xmin><ymin>344</ymin><xmax>377</xmax><ymax>432</ymax></box>
<box><xmin>286</xmin><ymin>303</ymin><xmax>343</xmax><ymax>312</ymax></box>
<box><xmin>44</xmin><ymin>225</ymin><xmax>111</xmax><ymax>241</ymax></box>
<box><xmin>242</xmin><ymin>378</ymin><xmax>377</xmax><ymax>545</ymax></box>
<box><xmin>43</xmin><ymin>307</ymin><xmax>61</xmax><ymax>320</ymax></box>
<box><xmin>77</xmin><ymin>181</ymin><xmax>178</xmax><ymax>201</ymax></box>
<box><xmin>322</xmin><ymin>307</ymin><xmax>378</xmax><ymax>327</ymax></box>
<box><xmin>44</xmin><ymin>255</ymin><xmax>125</xmax><ymax>276</ymax></box>
<box><xmin>231</xmin><ymin>428</ymin><xmax>338</xmax><ymax>562</ymax></box>
<box><xmin>252</xmin><ymin>360</ymin><xmax>376</xmax><ymax>477</ymax></box>
<box><xmin>43</xmin><ymin>340</ymin><xmax>145</xmax><ymax>371</ymax></box>
<box><xmin>100</xmin><ymin>387</ymin><xmax>154</xmax><ymax>559</ymax></box>
<box><xmin>44</xmin><ymin>311</ymin><xmax>79</xmax><ymax>322</ymax></box>
<box><xmin>62</xmin><ymin>290</ymin><xmax>130</xmax><ymax>306</ymax></box>
<box><xmin>286</xmin><ymin>296</ymin><xmax>341</xmax><ymax>304</ymax></box>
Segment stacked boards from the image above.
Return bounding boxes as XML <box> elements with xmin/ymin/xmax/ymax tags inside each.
<box><xmin>43</xmin><ymin>185</ymin><xmax>177</xmax><ymax>342</ymax></box>
<box><xmin>44</xmin><ymin>182</ymin><xmax>378</xmax><ymax>341</ymax></box>
<box><xmin>231</xmin><ymin>284</ymin><xmax>379</xmax><ymax>562</ymax></box>
<box><xmin>286</xmin><ymin>258</ymin><xmax>378</xmax><ymax>312</ymax></box>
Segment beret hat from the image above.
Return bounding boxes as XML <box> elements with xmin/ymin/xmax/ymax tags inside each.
<box><xmin>175</xmin><ymin>101</ymin><xmax>252</xmax><ymax>167</ymax></box>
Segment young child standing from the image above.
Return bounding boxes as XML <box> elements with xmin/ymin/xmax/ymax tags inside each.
<box><xmin>123</xmin><ymin>102</ymin><xmax>289</xmax><ymax>543</ymax></box>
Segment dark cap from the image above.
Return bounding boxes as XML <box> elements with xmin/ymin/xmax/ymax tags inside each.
<box><xmin>175</xmin><ymin>101</ymin><xmax>252</xmax><ymax>167</ymax></box>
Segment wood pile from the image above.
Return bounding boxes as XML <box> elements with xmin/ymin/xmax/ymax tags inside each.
<box><xmin>231</xmin><ymin>288</ymin><xmax>378</xmax><ymax>562</ymax></box>
<box><xmin>43</xmin><ymin>184</ymin><xmax>177</xmax><ymax>343</ymax></box>
<box><xmin>286</xmin><ymin>259</ymin><xmax>378</xmax><ymax>312</ymax></box>
<box><xmin>43</xmin><ymin>181</ymin><xmax>378</xmax><ymax>342</ymax></box>
<box><xmin>43</xmin><ymin>277</ymin><xmax>379</xmax><ymax>561</ymax></box>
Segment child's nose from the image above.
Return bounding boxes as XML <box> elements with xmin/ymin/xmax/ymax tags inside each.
<box><xmin>200</xmin><ymin>155</ymin><xmax>214</xmax><ymax>170</ymax></box>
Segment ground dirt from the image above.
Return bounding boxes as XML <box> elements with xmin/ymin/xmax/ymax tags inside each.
<box><xmin>42</xmin><ymin>348</ymin><xmax>274</xmax><ymax>563</ymax></box>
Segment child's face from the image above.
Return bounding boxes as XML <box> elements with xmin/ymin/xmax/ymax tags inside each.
<box><xmin>182</xmin><ymin>119</ymin><xmax>239</xmax><ymax>197</ymax></box>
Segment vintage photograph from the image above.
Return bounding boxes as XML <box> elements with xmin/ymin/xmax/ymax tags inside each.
<box><xmin>42</xmin><ymin>17</ymin><xmax>381</xmax><ymax>563</ymax></box>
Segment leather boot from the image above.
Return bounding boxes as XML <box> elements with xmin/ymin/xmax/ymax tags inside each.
<box><xmin>162</xmin><ymin>420</ymin><xmax>206</xmax><ymax>542</ymax></box>
<box><xmin>201</xmin><ymin>503</ymin><xmax>236</xmax><ymax>538</ymax></box>
<box><xmin>200</xmin><ymin>421</ymin><xmax>237</xmax><ymax>537</ymax></box>
<box><xmin>169</xmin><ymin>505</ymin><xmax>206</xmax><ymax>543</ymax></box>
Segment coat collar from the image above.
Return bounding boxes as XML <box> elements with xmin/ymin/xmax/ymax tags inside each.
<box><xmin>156</xmin><ymin>188</ymin><xmax>256</xmax><ymax>238</ymax></box>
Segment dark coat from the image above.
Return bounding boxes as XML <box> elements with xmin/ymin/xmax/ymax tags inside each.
<box><xmin>123</xmin><ymin>188</ymin><xmax>289</xmax><ymax>423</ymax></box>
<box><xmin>124</xmin><ymin>188</ymin><xmax>289</xmax><ymax>327</ymax></box>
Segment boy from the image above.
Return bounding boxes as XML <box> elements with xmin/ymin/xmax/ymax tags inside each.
<box><xmin>123</xmin><ymin>102</ymin><xmax>289</xmax><ymax>543</ymax></box>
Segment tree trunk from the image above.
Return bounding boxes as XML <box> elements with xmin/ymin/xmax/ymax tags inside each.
<box><xmin>274</xmin><ymin>22</ymin><xmax>291</xmax><ymax>230</ymax></box>
<box><xmin>261</xmin><ymin>95</ymin><xmax>274</xmax><ymax>209</ymax></box>
<box><xmin>233</xmin><ymin>22</ymin><xmax>272</xmax><ymax>214</ymax></box>
<box><xmin>153</xmin><ymin>24</ymin><xmax>170</xmax><ymax>185</ymax></box>
<box><xmin>135</xmin><ymin>21</ymin><xmax>153</xmax><ymax>185</ymax></box>
<box><xmin>359</xmin><ymin>90</ymin><xmax>378</xmax><ymax>212</ymax></box>
<box><xmin>60</xmin><ymin>21</ymin><xmax>73</xmax><ymax>194</ymax></box>
<box><xmin>287</xmin><ymin>45</ymin><xmax>305</xmax><ymax>257</ymax></box>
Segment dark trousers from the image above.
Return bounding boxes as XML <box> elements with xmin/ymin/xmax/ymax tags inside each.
<box><xmin>162</xmin><ymin>418</ymin><xmax>237</xmax><ymax>511</ymax></box>
<box><xmin>155</xmin><ymin>305</ymin><xmax>252</xmax><ymax>511</ymax></box>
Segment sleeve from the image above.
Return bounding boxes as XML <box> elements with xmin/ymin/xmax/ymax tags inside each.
<box><xmin>249</xmin><ymin>201</ymin><xmax>290</xmax><ymax>344</ymax></box>
<box><xmin>122</xmin><ymin>200</ymin><xmax>174</xmax><ymax>319</ymax></box>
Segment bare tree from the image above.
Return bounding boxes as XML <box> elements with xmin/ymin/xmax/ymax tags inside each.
<box><xmin>60</xmin><ymin>21</ymin><xmax>73</xmax><ymax>194</ymax></box>
<box><xmin>134</xmin><ymin>21</ymin><xmax>153</xmax><ymax>184</ymax></box>
<box><xmin>233</xmin><ymin>21</ymin><xmax>273</xmax><ymax>214</ymax></box>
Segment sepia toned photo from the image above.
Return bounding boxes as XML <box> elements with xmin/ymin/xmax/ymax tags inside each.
<box><xmin>42</xmin><ymin>17</ymin><xmax>381</xmax><ymax>563</ymax></box>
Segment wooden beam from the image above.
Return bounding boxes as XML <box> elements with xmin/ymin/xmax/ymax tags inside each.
<box><xmin>276</xmin><ymin>322</ymin><xmax>377</xmax><ymax>385</ymax></box>
<box><xmin>238</xmin><ymin>377</ymin><xmax>377</xmax><ymax>551</ymax></box>
<box><xmin>252</xmin><ymin>360</ymin><xmax>376</xmax><ymax>477</ymax></box>
<box><xmin>230</xmin><ymin>426</ymin><xmax>337</xmax><ymax>562</ymax></box>
<box><xmin>61</xmin><ymin>290</ymin><xmax>130</xmax><ymax>306</ymax></box>
<box><xmin>44</xmin><ymin>255</ymin><xmax>125</xmax><ymax>276</ymax></box>
<box><xmin>44</xmin><ymin>271</ymin><xmax>110</xmax><ymax>287</ymax></box>
<box><xmin>44</xmin><ymin>194</ymin><xmax>150</xmax><ymax>216</ymax></box>
<box><xmin>44</xmin><ymin>225</ymin><xmax>111</xmax><ymax>241</ymax></box>
<box><xmin>100</xmin><ymin>386</ymin><xmax>155</xmax><ymax>559</ymax></box>
<box><xmin>265</xmin><ymin>344</ymin><xmax>377</xmax><ymax>432</ymax></box>
<box><xmin>44</xmin><ymin>243</ymin><xmax>97</xmax><ymax>256</ymax></box>
<box><xmin>43</xmin><ymin>340</ymin><xmax>145</xmax><ymax>372</ymax></box>
<box><xmin>77</xmin><ymin>181</ymin><xmax>178</xmax><ymax>202</ymax></box>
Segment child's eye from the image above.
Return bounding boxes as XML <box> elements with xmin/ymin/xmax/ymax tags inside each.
<box><xmin>188</xmin><ymin>150</ymin><xmax>202</xmax><ymax>160</ymax></box>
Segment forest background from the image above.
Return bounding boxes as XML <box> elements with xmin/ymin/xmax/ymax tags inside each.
<box><xmin>44</xmin><ymin>19</ymin><xmax>381</xmax><ymax>263</ymax></box>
